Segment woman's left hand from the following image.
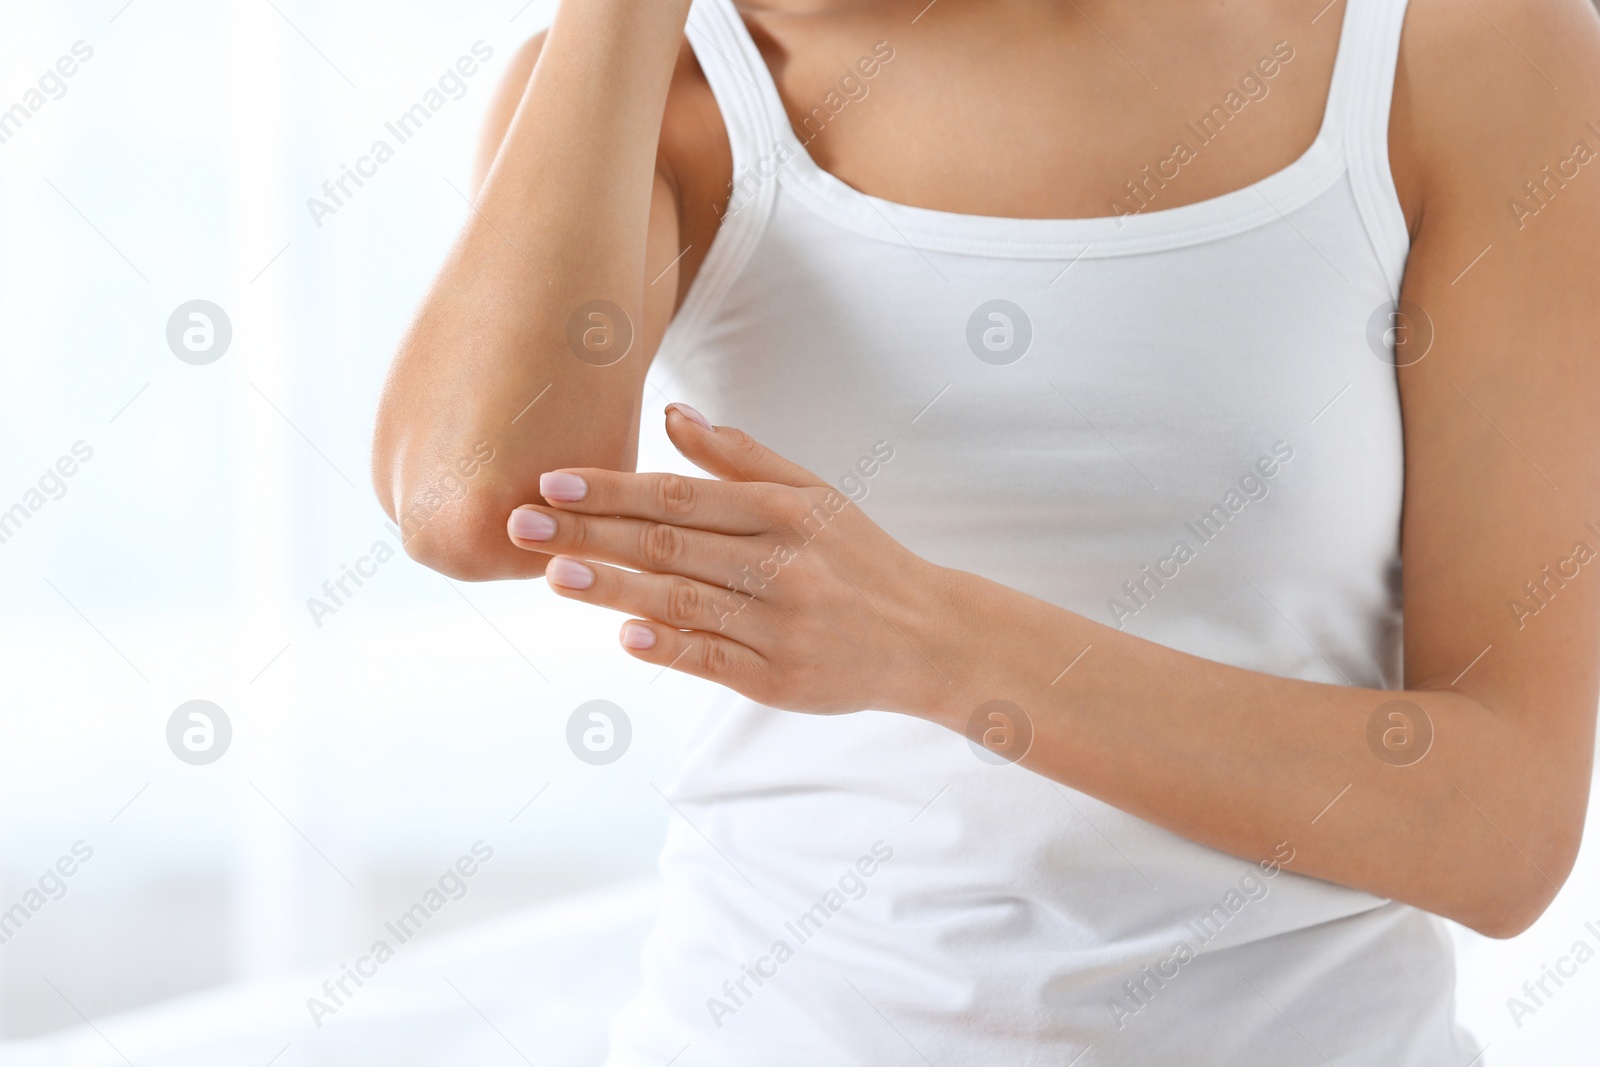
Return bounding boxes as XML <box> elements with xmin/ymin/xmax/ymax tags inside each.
<box><xmin>505</xmin><ymin>404</ymin><xmax>960</xmax><ymax>717</ymax></box>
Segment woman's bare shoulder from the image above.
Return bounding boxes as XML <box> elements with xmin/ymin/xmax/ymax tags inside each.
<box><xmin>1391</xmin><ymin>0</ymin><xmax>1600</xmax><ymax>231</ymax></box>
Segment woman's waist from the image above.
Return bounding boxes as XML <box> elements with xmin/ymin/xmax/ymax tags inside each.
<box><xmin>663</xmin><ymin>706</ymin><xmax>1390</xmax><ymax>943</ymax></box>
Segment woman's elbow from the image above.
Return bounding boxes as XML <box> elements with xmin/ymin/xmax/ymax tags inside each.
<box><xmin>388</xmin><ymin>476</ymin><xmax>547</xmax><ymax>582</ymax></box>
<box><xmin>1458</xmin><ymin>823</ymin><xmax>1582</xmax><ymax>940</ymax></box>
<box><xmin>400</xmin><ymin>513</ymin><xmax>509</xmax><ymax>582</ymax></box>
<box><xmin>1466</xmin><ymin>889</ymin><xmax>1558</xmax><ymax>941</ymax></box>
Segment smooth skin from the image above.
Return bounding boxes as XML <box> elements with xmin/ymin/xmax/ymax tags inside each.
<box><xmin>374</xmin><ymin>0</ymin><xmax>1600</xmax><ymax>939</ymax></box>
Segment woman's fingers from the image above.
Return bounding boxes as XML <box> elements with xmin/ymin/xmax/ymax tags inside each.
<box><xmin>530</xmin><ymin>416</ymin><xmax>834</xmax><ymax>538</ymax></box>
<box><xmin>663</xmin><ymin>404</ymin><xmax>824</xmax><ymax>488</ymax></box>
<box><xmin>508</xmin><ymin>505</ymin><xmax>749</xmax><ymax>586</ymax></box>
<box><xmin>615</xmin><ymin>617</ymin><xmax>767</xmax><ymax>688</ymax></box>
<box><xmin>537</xmin><ymin>467</ymin><xmax>799</xmax><ymax>534</ymax></box>
<box><xmin>544</xmin><ymin>555</ymin><xmax>760</xmax><ymax>637</ymax></box>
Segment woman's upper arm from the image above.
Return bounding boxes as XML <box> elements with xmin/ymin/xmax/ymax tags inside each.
<box><xmin>473</xmin><ymin>33</ymin><xmax>547</xmax><ymax>196</ymax></box>
<box><xmin>1392</xmin><ymin>0</ymin><xmax>1600</xmax><ymax>815</ymax></box>
<box><xmin>468</xmin><ymin>29</ymin><xmax>689</xmax><ymax>345</ymax></box>
<box><xmin>468</xmin><ymin>29</ymin><xmax>719</xmax><ymax>390</ymax></box>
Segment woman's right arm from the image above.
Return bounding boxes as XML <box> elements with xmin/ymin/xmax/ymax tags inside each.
<box><xmin>372</xmin><ymin>0</ymin><xmax>692</xmax><ymax>581</ymax></box>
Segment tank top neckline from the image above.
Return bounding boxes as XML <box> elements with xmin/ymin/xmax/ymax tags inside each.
<box><xmin>689</xmin><ymin>0</ymin><xmax>1385</xmax><ymax>260</ymax></box>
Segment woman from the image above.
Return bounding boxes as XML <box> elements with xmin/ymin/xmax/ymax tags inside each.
<box><xmin>373</xmin><ymin>0</ymin><xmax>1600</xmax><ymax>1061</ymax></box>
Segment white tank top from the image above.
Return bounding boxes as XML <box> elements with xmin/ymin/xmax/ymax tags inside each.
<box><xmin>605</xmin><ymin>0</ymin><xmax>1480</xmax><ymax>1062</ymax></box>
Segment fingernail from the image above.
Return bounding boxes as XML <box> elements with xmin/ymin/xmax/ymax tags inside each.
<box><xmin>508</xmin><ymin>508</ymin><xmax>556</xmax><ymax>542</ymax></box>
<box><xmin>621</xmin><ymin>622</ymin><xmax>657</xmax><ymax>650</ymax></box>
<box><xmin>668</xmin><ymin>403</ymin><xmax>714</xmax><ymax>432</ymax></box>
<box><xmin>540</xmin><ymin>471</ymin><xmax>587</xmax><ymax>502</ymax></box>
<box><xmin>546</xmin><ymin>558</ymin><xmax>594</xmax><ymax>590</ymax></box>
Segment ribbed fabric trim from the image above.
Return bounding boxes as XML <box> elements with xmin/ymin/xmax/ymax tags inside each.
<box><xmin>677</xmin><ymin>0</ymin><xmax>1407</xmax><ymax>260</ymax></box>
<box><xmin>662</xmin><ymin>0</ymin><xmax>1413</xmax><ymax>307</ymax></box>
<box><xmin>1341</xmin><ymin>0</ymin><xmax>1415</xmax><ymax>294</ymax></box>
<box><xmin>653</xmin><ymin>0</ymin><xmax>782</xmax><ymax>371</ymax></box>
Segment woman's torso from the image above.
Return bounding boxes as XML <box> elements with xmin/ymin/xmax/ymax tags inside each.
<box><xmin>605</xmin><ymin>0</ymin><xmax>1476</xmax><ymax>1062</ymax></box>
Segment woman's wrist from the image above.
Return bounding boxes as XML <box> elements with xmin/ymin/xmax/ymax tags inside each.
<box><xmin>895</xmin><ymin>564</ymin><xmax>1026</xmax><ymax>731</ymax></box>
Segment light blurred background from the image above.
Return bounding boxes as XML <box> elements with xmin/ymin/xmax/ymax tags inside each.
<box><xmin>0</xmin><ymin>1</ymin><xmax>1596</xmax><ymax>1064</ymax></box>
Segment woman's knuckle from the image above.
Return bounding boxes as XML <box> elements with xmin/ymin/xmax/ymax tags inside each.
<box><xmin>700</xmin><ymin>638</ymin><xmax>734</xmax><ymax>676</ymax></box>
<box><xmin>711</xmin><ymin>590</ymin><xmax>742</xmax><ymax>631</ymax></box>
<box><xmin>763</xmin><ymin>488</ymin><xmax>801</xmax><ymax>521</ymax></box>
<box><xmin>655</xmin><ymin>474</ymin><xmax>696</xmax><ymax>519</ymax></box>
<box><xmin>774</xmin><ymin>491</ymin><xmax>825</xmax><ymax>539</ymax></box>
<box><xmin>754</xmin><ymin>492</ymin><xmax>803</xmax><ymax>537</ymax></box>
<box><xmin>667</xmin><ymin>578</ymin><xmax>702</xmax><ymax>625</ymax></box>
<box><xmin>640</xmin><ymin>522</ymin><xmax>683</xmax><ymax>568</ymax></box>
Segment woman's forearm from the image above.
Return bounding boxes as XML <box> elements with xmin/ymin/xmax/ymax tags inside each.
<box><xmin>372</xmin><ymin>0</ymin><xmax>688</xmax><ymax>579</ymax></box>
<box><xmin>505</xmin><ymin>414</ymin><xmax>1596</xmax><ymax>941</ymax></box>
<box><xmin>918</xmin><ymin>569</ymin><xmax>1589</xmax><ymax>938</ymax></box>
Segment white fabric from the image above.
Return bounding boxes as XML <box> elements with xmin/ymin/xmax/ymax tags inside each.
<box><xmin>0</xmin><ymin>880</ymin><xmax>658</xmax><ymax>1067</ymax></box>
<box><xmin>607</xmin><ymin>0</ymin><xmax>1481</xmax><ymax>1062</ymax></box>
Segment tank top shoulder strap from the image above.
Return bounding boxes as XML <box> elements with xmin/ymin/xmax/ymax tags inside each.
<box><xmin>684</xmin><ymin>0</ymin><xmax>795</xmax><ymax>183</ymax></box>
<box><xmin>676</xmin><ymin>0</ymin><xmax>1414</xmax><ymax>284</ymax></box>
<box><xmin>656</xmin><ymin>0</ymin><xmax>794</xmax><ymax>371</ymax></box>
<box><xmin>1324</xmin><ymin>0</ymin><xmax>1414</xmax><ymax>291</ymax></box>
